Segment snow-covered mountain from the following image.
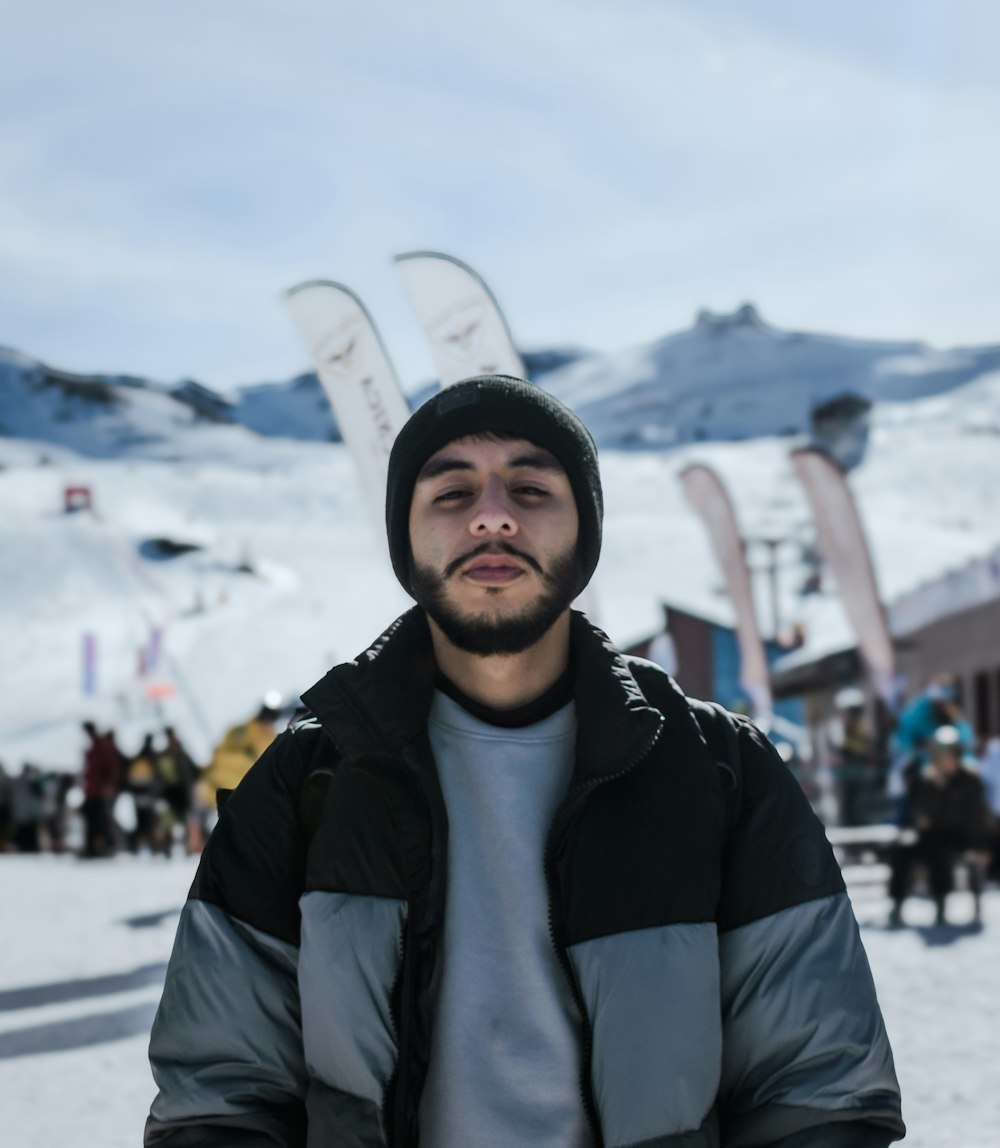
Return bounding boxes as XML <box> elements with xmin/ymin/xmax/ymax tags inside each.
<box><xmin>5</xmin><ymin>308</ymin><xmax>999</xmax><ymax>462</ymax></box>
<box><xmin>0</xmin><ymin>345</ymin><xmax>592</xmax><ymax>460</ymax></box>
<box><xmin>0</xmin><ymin>348</ymin><xmax>339</xmax><ymax>458</ymax></box>
<box><xmin>543</xmin><ymin>304</ymin><xmax>1000</xmax><ymax>453</ymax></box>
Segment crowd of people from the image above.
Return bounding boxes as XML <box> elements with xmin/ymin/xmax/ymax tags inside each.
<box><xmin>1</xmin><ymin>673</ymin><xmax>998</xmax><ymax>931</ymax></box>
<box><xmin>0</xmin><ymin>699</ymin><xmax>284</xmax><ymax>859</ymax></box>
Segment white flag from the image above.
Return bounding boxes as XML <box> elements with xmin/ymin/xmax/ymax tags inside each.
<box><xmin>285</xmin><ymin>280</ymin><xmax>412</xmax><ymax>527</ymax></box>
<box><xmin>395</xmin><ymin>251</ymin><xmax>525</xmax><ymax>385</ymax></box>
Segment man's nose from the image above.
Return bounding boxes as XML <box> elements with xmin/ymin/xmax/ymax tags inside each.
<box><xmin>470</xmin><ymin>481</ymin><xmax>517</xmax><ymax>537</ymax></box>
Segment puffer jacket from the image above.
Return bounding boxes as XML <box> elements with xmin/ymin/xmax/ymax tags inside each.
<box><xmin>146</xmin><ymin>608</ymin><xmax>904</xmax><ymax>1148</ymax></box>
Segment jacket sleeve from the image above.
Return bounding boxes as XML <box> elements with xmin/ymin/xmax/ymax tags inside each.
<box><xmin>145</xmin><ymin>729</ymin><xmax>313</xmax><ymax>1147</ymax></box>
<box><xmin>716</xmin><ymin>720</ymin><xmax>905</xmax><ymax>1148</ymax></box>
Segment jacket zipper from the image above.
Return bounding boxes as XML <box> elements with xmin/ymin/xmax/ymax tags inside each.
<box><xmin>354</xmin><ymin>749</ymin><xmax>429</xmax><ymax>1148</ymax></box>
<box><xmin>381</xmin><ymin>921</ymin><xmax>406</xmax><ymax>1141</ymax></box>
<box><xmin>544</xmin><ymin>719</ymin><xmax>664</xmax><ymax>1147</ymax></box>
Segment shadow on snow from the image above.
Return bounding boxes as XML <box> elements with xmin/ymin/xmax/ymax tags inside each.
<box><xmin>0</xmin><ymin>963</ymin><xmax>168</xmax><ymax>1059</ymax></box>
<box><xmin>0</xmin><ymin>963</ymin><xmax>167</xmax><ymax>1013</ymax></box>
<box><xmin>0</xmin><ymin>1001</ymin><xmax>159</xmax><ymax>1059</ymax></box>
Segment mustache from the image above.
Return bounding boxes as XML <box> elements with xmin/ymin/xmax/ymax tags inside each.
<box><xmin>444</xmin><ymin>541</ymin><xmax>545</xmax><ymax>580</ymax></box>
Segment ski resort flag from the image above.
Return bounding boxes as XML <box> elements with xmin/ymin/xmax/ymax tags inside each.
<box><xmin>285</xmin><ymin>281</ymin><xmax>411</xmax><ymax>530</ymax></box>
<box><xmin>680</xmin><ymin>463</ymin><xmax>773</xmax><ymax>722</ymax></box>
<box><xmin>791</xmin><ymin>447</ymin><xmax>897</xmax><ymax>707</ymax></box>
<box><xmin>395</xmin><ymin>251</ymin><xmax>525</xmax><ymax>386</ymax></box>
<box><xmin>82</xmin><ymin>631</ymin><xmax>97</xmax><ymax>696</ymax></box>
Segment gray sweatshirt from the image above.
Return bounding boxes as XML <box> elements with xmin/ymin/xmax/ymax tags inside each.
<box><xmin>418</xmin><ymin>690</ymin><xmax>595</xmax><ymax>1148</ymax></box>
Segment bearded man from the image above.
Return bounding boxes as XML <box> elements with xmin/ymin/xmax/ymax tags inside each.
<box><xmin>146</xmin><ymin>376</ymin><xmax>904</xmax><ymax>1148</ymax></box>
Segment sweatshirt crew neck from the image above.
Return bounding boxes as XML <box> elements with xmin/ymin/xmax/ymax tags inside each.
<box><xmin>434</xmin><ymin>659</ymin><xmax>575</xmax><ymax>728</ymax></box>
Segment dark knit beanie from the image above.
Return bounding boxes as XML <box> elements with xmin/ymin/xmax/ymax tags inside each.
<box><xmin>386</xmin><ymin>375</ymin><xmax>603</xmax><ymax>596</ymax></box>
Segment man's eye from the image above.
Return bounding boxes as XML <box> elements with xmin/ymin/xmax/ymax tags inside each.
<box><xmin>434</xmin><ymin>489</ymin><xmax>469</xmax><ymax>503</ymax></box>
<box><xmin>514</xmin><ymin>485</ymin><xmax>548</xmax><ymax>497</ymax></box>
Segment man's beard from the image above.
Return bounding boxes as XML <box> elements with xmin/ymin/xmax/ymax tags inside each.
<box><xmin>410</xmin><ymin>541</ymin><xmax>580</xmax><ymax>656</ymax></box>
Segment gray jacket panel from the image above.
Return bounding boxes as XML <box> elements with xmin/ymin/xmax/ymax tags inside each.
<box><xmin>568</xmin><ymin>923</ymin><xmax>720</xmax><ymax>1147</ymax></box>
<box><xmin>622</xmin><ymin>1108</ymin><xmax>720</xmax><ymax>1147</ymax></box>
<box><xmin>719</xmin><ymin>892</ymin><xmax>902</xmax><ymax>1146</ymax></box>
<box><xmin>304</xmin><ymin>1079</ymin><xmax>388</xmax><ymax>1148</ymax></box>
<box><xmin>299</xmin><ymin>891</ymin><xmax>406</xmax><ymax>1103</ymax></box>
<box><xmin>147</xmin><ymin>900</ymin><xmax>306</xmax><ymax>1138</ymax></box>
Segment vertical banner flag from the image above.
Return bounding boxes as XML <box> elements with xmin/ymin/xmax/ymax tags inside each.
<box><xmin>285</xmin><ymin>281</ymin><xmax>412</xmax><ymax>527</ymax></box>
<box><xmin>680</xmin><ymin>464</ymin><xmax>773</xmax><ymax>721</ymax></box>
<box><xmin>82</xmin><ymin>631</ymin><xmax>97</xmax><ymax>696</ymax></box>
<box><xmin>790</xmin><ymin>447</ymin><xmax>896</xmax><ymax>706</ymax></box>
<box><xmin>394</xmin><ymin>251</ymin><xmax>525</xmax><ymax>386</ymax></box>
<box><xmin>147</xmin><ymin>625</ymin><xmax>163</xmax><ymax>674</ymax></box>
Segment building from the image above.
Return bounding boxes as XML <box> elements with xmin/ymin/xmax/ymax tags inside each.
<box><xmin>625</xmin><ymin>601</ymin><xmax>805</xmax><ymax>729</ymax></box>
<box><xmin>772</xmin><ymin>546</ymin><xmax>1000</xmax><ymax>741</ymax></box>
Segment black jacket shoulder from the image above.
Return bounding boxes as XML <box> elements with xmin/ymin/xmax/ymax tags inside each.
<box><xmin>190</xmin><ymin>714</ymin><xmax>339</xmax><ymax>946</ymax></box>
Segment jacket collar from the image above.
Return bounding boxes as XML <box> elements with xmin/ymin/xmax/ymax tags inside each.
<box><xmin>300</xmin><ymin>607</ymin><xmax>664</xmax><ymax>785</ymax></box>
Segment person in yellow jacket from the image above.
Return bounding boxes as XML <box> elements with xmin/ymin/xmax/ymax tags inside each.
<box><xmin>198</xmin><ymin>696</ymin><xmax>282</xmax><ymax>811</ymax></box>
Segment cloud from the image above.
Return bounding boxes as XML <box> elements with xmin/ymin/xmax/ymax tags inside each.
<box><xmin>1</xmin><ymin>0</ymin><xmax>998</xmax><ymax>384</ymax></box>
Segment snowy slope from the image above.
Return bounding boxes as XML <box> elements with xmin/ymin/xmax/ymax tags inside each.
<box><xmin>0</xmin><ymin>348</ymin><xmax>223</xmax><ymax>460</ymax></box>
<box><xmin>2</xmin><ymin>365</ymin><xmax>1000</xmax><ymax>772</ymax></box>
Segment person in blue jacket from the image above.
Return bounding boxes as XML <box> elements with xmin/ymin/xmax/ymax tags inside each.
<box><xmin>887</xmin><ymin>675</ymin><xmax>974</xmax><ymax>823</ymax></box>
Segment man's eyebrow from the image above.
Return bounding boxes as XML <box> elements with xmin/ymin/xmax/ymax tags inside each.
<box><xmin>416</xmin><ymin>456</ymin><xmax>475</xmax><ymax>481</ymax></box>
<box><xmin>416</xmin><ymin>449</ymin><xmax>565</xmax><ymax>481</ymax></box>
<box><xmin>507</xmin><ymin>451</ymin><xmax>564</xmax><ymax>473</ymax></box>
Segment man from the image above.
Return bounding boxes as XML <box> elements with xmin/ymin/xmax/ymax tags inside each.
<box><xmin>146</xmin><ymin>376</ymin><xmax>904</xmax><ymax>1147</ymax></box>
<box><xmin>886</xmin><ymin>675</ymin><xmax>975</xmax><ymax>824</ymax></box>
<box><xmin>80</xmin><ymin>721</ymin><xmax>122</xmax><ymax>858</ymax></box>
<box><xmin>827</xmin><ymin>686</ymin><xmax>877</xmax><ymax>826</ymax></box>
<box><xmin>888</xmin><ymin>725</ymin><xmax>992</xmax><ymax>927</ymax></box>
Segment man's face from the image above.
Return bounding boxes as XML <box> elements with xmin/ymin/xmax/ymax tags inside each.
<box><xmin>931</xmin><ymin>748</ymin><xmax>960</xmax><ymax>779</ymax></box>
<box><xmin>408</xmin><ymin>434</ymin><xmax>580</xmax><ymax>656</ymax></box>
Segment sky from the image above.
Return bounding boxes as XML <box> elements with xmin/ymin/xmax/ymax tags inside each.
<box><xmin>2</xmin><ymin>0</ymin><xmax>999</xmax><ymax>392</ymax></box>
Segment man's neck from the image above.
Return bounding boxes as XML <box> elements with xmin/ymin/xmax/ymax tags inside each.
<box><xmin>427</xmin><ymin>610</ymin><xmax>572</xmax><ymax>711</ymax></box>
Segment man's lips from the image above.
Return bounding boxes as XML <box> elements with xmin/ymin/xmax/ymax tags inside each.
<box><xmin>443</xmin><ymin>542</ymin><xmax>545</xmax><ymax>581</ymax></box>
<box><xmin>462</xmin><ymin>558</ymin><xmax>526</xmax><ymax>584</ymax></box>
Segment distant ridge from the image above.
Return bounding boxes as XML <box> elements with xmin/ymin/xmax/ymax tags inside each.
<box><xmin>542</xmin><ymin>303</ymin><xmax>1000</xmax><ymax>452</ymax></box>
<box><xmin>2</xmin><ymin>308</ymin><xmax>999</xmax><ymax>459</ymax></box>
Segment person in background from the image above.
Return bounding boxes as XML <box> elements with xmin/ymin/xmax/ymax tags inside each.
<box><xmin>11</xmin><ymin>764</ymin><xmax>46</xmax><ymax>852</ymax></box>
<box><xmin>80</xmin><ymin>722</ymin><xmax>122</xmax><ymax>858</ymax></box>
<box><xmin>155</xmin><ymin>727</ymin><xmax>199</xmax><ymax>854</ymax></box>
<box><xmin>886</xmin><ymin>674</ymin><xmax>975</xmax><ymax>824</ymax></box>
<box><xmin>42</xmin><ymin>771</ymin><xmax>74</xmax><ymax>853</ymax></box>
<box><xmin>977</xmin><ymin>736</ymin><xmax>1000</xmax><ymax>881</ymax></box>
<box><xmin>0</xmin><ymin>760</ymin><xmax>12</xmax><ymax>851</ymax></box>
<box><xmin>828</xmin><ymin>685</ymin><xmax>876</xmax><ymax>826</ymax></box>
<box><xmin>197</xmin><ymin>695</ymin><xmax>282</xmax><ymax>811</ymax></box>
<box><xmin>888</xmin><ymin>725</ymin><xmax>992</xmax><ymax>927</ymax></box>
<box><xmin>124</xmin><ymin>733</ymin><xmax>163</xmax><ymax>854</ymax></box>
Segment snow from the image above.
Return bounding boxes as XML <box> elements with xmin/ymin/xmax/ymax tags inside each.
<box><xmin>1</xmin><ymin>852</ymin><xmax>997</xmax><ymax>1147</ymax></box>
<box><xmin>3</xmin><ymin>361</ymin><xmax>1000</xmax><ymax>768</ymax></box>
<box><xmin>3</xmin><ymin>316</ymin><xmax>1000</xmax><ymax>1143</ymax></box>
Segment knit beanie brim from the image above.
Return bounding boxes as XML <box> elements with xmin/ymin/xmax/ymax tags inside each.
<box><xmin>385</xmin><ymin>375</ymin><xmax>602</xmax><ymax>597</ymax></box>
